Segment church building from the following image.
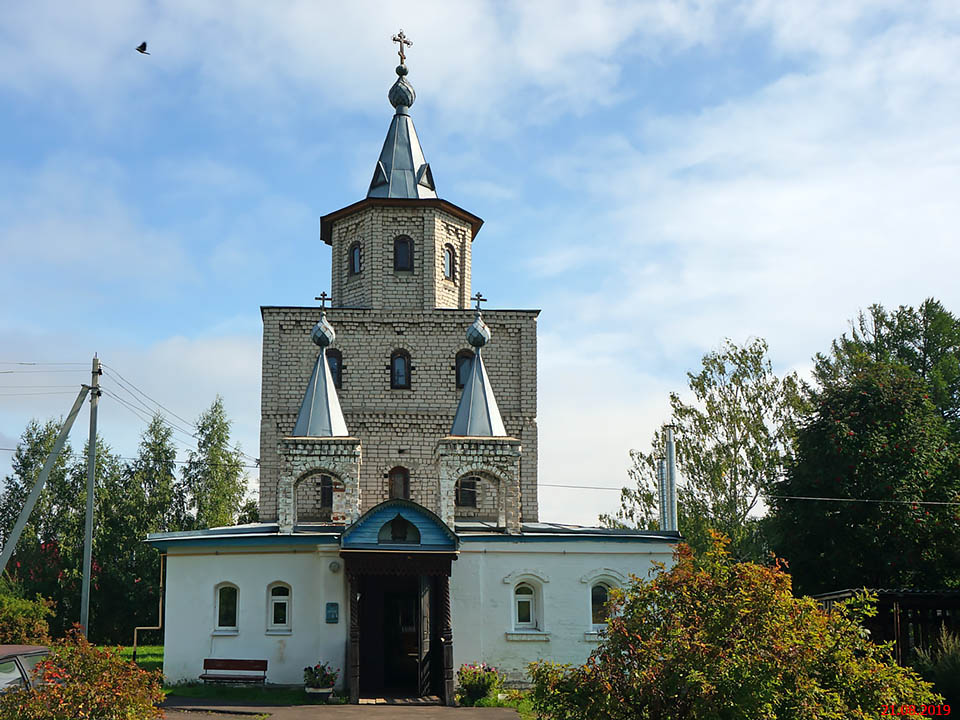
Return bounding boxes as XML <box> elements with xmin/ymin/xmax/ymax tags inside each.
<box><xmin>148</xmin><ymin>36</ymin><xmax>679</xmax><ymax>704</ymax></box>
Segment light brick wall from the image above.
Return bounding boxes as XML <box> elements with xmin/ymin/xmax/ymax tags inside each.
<box><xmin>328</xmin><ymin>206</ymin><xmax>471</xmax><ymax>310</ymax></box>
<box><xmin>260</xmin><ymin>307</ymin><xmax>539</xmax><ymax>523</ymax></box>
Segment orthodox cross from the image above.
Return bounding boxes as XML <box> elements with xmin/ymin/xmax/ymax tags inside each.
<box><xmin>314</xmin><ymin>292</ymin><xmax>331</xmax><ymax>311</ymax></box>
<box><xmin>472</xmin><ymin>292</ymin><xmax>487</xmax><ymax>311</ymax></box>
<box><xmin>392</xmin><ymin>30</ymin><xmax>413</xmax><ymax>64</ymax></box>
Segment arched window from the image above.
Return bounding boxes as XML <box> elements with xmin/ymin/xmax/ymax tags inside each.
<box><xmin>267</xmin><ymin>582</ymin><xmax>291</xmax><ymax>632</ymax></box>
<box><xmin>378</xmin><ymin>514</ymin><xmax>420</xmax><ymax>544</ymax></box>
<box><xmin>591</xmin><ymin>583</ymin><xmax>612</xmax><ymax>630</ymax></box>
<box><xmin>326</xmin><ymin>349</ymin><xmax>343</xmax><ymax>389</ymax></box>
<box><xmin>348</xmin><ymin>242</ymin><xmax>362</xmax><ymax>275</ymax></box>
<box><xmin>388</xmin><ymin>466</ymin><xmax>410</xmax><ymax>500</ymax></box>
<box><xmin>455</xmin><ymin>350</ymin><xmax>474</xmax><ymax>389</ymax></box>
<box><xmin>455</xmin><ymin>477</ymin><xmax>477</xmax><ymax>508</ymax></box>
<box><xmin>215</xmin><ymin>583</ymin><xmax>239</xmax><ymax>631</ymax></box>
<box><xmin>514</xmin><ymin>583</ymin><xmax>537</xmax><ymax>630</ymax></box>
<box><xmin>390</xmin><ymin>350</ymin><xmax>411</xmax><ymax>389</ymax></box>
<box><xmin>443</xmin><ymin>244</ymin><xmax>456</xmax><ymax>281</ymax></box>
<box><xmin>394</xmin><ymin>235</ymin><xmax>413</xmax><ymax>271</ymax></box>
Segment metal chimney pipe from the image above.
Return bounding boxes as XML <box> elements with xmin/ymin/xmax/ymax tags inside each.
<box><xmin>657</xmin><ymin>458</ymin><xmax>668</xmax><ymax>531</ymax></box>
<box><xmin>665</xmin><ymin>426</ymin><xmax>678</xmax><ymax>532</ymax></box>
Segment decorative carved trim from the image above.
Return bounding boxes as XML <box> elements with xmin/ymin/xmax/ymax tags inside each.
<box><xmin>579</xmin><ymin>568</ymin><xmax>628</xmax><ymax>585</ymax></box>
<box><xmin>501</xmin><ymin>569</ymin><xmax>550</xmax><ymax>585</ymax></box>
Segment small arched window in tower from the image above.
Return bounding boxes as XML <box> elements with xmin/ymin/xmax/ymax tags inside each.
<box><xmin>455</xmin><ymin>350</ymin><xmax>474</xmax><ymax>389</ymax></box>
<box><xmin>591</xmin><ymin>582</ymin><xmax>612</xmax><ymax>630</ymax></box>
<box><xmin>394</xmin><ymin>235</ymin><xmax>413</xmax><ymax>271</ymax></box>
<box><xmin>391</xmin><ymin>350</ymin><xmax>411</xmax><ymax>389</ymax></box>
<box><xmin>455</xmin><ymin>477</ymin><xmax>478</xmax><ymax>508</ymax></box>
<box><xmin>326</xmin><ymin>349</ymin><xmax>343</xmax><ymax>390</ymax></box>
<box><xmin>443</xmin><ymin>244</ymin><xmax>456</xmax><ymax>281</ymax></box>
<box><xmin>388</xmin><ymin>466</ymin><xmax>410</xmax><ymax>500</ymax></box>
<box><xmin>348</xmin><ymin>242</ymin><xmax>362</xmax><ymax>275</ymax></box>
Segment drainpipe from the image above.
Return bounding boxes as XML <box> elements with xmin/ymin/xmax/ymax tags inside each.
<box><xmin>132</xmin><ymin>554</ymin><xmax>165</xmax><ymax>663</ymax></box>
<box><xmin>665</xmin><ymin>426</ymin><xmax>678</xmax><ymax>532</ymax></box>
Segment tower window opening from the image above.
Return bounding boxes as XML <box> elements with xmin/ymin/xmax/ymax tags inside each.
<box><xmin>391</xmin><ymin>350</ymin><xmax>411</xmax><ymax>389</ymax></box>
<box><xmin>319</xmin><ymin>474</ymin><xmax>333</xmax><ymax>511</ymax></box>
<box><xmin>388</xmin><ymin>466</ymin><xmax>410</xmax><ymax>500</ymax></box>
<box><xmin>455</xmin><ymin>477</ymin><xmax>477</xmax><ymax>508</ymax></box>
<box><xmin>326</xmin><ymin>349</ymin><xmax>343</xmax><ymax>389</ymax></box>
<box><xmin>348</xmin><ymin>242</ymin><xmax>362</xmax><ymax>275</ymax></box>
<box><xmin>455</xmin><ymin>350</ymin><xmax>474</xmax><ymax>389</ymax></box>
<box><xmin>394</xmin><ymin>235</ymin><xmax>413</xmax><ymax>271</ymax></box>
<box><xmin>443</xmin><ymin>244</ymin><xmax>456</xmax><ymax>281</ymax></box>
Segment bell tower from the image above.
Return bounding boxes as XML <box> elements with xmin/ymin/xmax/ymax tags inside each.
<box><xmin>320</xmin><ymin>43</ymin><xmax>480</xmax><ymax>311</ymax></box>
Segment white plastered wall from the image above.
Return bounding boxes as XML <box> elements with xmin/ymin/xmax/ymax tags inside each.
<box><xmin>161</xmin><ymin>544</ymin><xmax>348</xmax><ymax>686</ymax></box>
<box><xmin>450</xmin><ymin>537</ymin><xmax>675</xmax><ymax>684</ymax></box>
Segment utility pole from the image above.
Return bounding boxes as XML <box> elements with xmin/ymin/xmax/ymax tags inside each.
<box><xmin>80</xmin><ymin>355</ymin><xmax>101</xmax><ymax>636</ymax></box>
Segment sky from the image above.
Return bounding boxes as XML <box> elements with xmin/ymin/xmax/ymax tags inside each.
<box><xmin>1</xmin><ymin>0</ymin><xmax>959</xmax><ymax>526</ymax></box>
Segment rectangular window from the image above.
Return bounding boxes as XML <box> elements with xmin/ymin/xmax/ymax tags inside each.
<box><xmin>268</xmin><ymin>585</ymin><xmax>291</xmax><ymax>632</ymax></box>
<box><xmin>456</xmin><ymin>478</ymin><xmax>477</xmax><ymax>507</ymax></box>
<box><xmin>273</xmin><ymin>602</ymin><xmax>287</xmax><ymax>626</ymax></box>
<box><xmin>517</xmin><ymin>600</ymin><xmax>531</xmax><ymax>624</ymax></box>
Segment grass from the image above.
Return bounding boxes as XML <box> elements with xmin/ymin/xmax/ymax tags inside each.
<box><xmin>108</xmin><ymin>644</ymin><xmax>164</xmax><ymax>673</ymax></box>
<box><xmin>470</xmin><ymin>690</ymin><xmax>536</xmax><ymax>719</ymax></box>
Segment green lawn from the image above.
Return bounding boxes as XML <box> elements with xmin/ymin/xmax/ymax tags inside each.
<box><xmin>109</xmin><ymin>644</ymin><xmax>164</xmax><ymax>673</ymax></box>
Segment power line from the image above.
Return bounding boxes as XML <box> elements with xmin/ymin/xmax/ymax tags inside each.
<box><xmin>0</xmin><ymin>369</ymin><xmax>88</xmax><ymax>374</ymax></box>
<box><xmin>0</xmin><ymin>362</ymin><xmax>87</xmax><ymax>366</ymax></box>
<box><xmin>0</xmin><ymin>391</ymin><xmax>80</xmax><ymax>397</ymax></box>
<box><xmin>0</xmin><ymin>446</ymin><xmax>258</xmax><ymax>469</ymax></box>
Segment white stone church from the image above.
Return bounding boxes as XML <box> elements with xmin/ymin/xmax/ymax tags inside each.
<box><xmin>148</xmin><ymin>42</ymin><xmax>678</xmax><ymax>704</ymax></box>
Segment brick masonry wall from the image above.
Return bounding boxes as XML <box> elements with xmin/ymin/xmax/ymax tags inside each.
<box><xmin>328</xmin><ymin>206</ymin><xmax>472</xmax><ymax>310</ymax></box>
<box><xmin>260</xmin><ymin>307</ymin><xmax>539</xmax><ymax>524</ymax></box>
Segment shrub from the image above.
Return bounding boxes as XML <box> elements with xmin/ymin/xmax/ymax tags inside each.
<box><xmin>913</xmin><ymin>625</ymin><xmax>960</xmax><ymax>706</ymax></box>
<box><xmin>0</xmin><ymin>588</ymin><xmax>53</xmax><ymax>644</ymax></box>
<box><xmin>529</xmin><ymin>534</ymin><xmax>942</xmax><ymax>720</ymax></box>
<box><xmin>0</xmin><ymin>627</ymin><xmax>164</xmax><ymax>720</ymax></box>
<box><xmin>456</xmin><ymin>662</ymin><xmax>503</xmax><ymax>706</ymax></box>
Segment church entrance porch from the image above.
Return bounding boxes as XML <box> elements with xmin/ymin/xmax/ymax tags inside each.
<box><xmin>357</xmin><ymin>574</ymin><xmax>442</xmax><ymax>699</ymax></box>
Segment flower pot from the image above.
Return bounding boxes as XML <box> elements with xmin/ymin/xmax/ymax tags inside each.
<box><xmin>305</xmin><ymin>686</ymin><xmax>334</xmax><ymax>700</ymax></box>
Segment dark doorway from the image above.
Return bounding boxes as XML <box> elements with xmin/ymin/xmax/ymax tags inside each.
<box><xmin>358</xmin><ymin>575</ymin><xmax>439</xmax><ymax>697</ymax></box>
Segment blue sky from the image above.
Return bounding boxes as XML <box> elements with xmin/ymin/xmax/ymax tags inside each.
<box><xmin>2</xmin><ymin>1</ymin><xmax>959</xmax><ymax>525</ymax></box>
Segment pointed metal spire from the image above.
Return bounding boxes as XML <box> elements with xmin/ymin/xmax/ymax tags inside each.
<box><xmin>451</xmin><ymin>294</ymin><xmax>506</xmax><ymax>436</ymax></box>
<box><xmin>367</xmin><ymin>31</ymin><xmax>438</xmax><ymax>199</ymax></box>
<box><xmin>293</xmin><ymin>299</ymin><xmax>349</xmax><ymax>437</ymax></box>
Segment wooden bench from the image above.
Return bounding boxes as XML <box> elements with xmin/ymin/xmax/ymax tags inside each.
<box><xmin>199</xmin><ymin>658</ymin><xmax>268</xmax><ymax>684</ymax></box>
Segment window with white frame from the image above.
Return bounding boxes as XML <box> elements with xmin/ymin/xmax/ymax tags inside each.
<box><xmin>215</xmin><ymin>583</ymin><xmax>238</xmax><ymax>631</ymax></box>
<box><xmin>268</xmin><ymin>583</ymin><xmax>291</xmax><ymax>632</ymax></box>
<box><xmin>514</xmin><ymin>583</ymin><xmax>537</xmax><ymax>630</ymax></box>
<box><xmin>591</xmin><ymin>582</ymin><xmax>612</xmax><ymax>631</ymax></box>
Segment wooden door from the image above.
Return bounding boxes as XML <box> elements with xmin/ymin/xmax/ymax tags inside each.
<box><xmin>418</xmin><ymin>575</ymin><xmax>432</xmax><ymax>696</ymax></box>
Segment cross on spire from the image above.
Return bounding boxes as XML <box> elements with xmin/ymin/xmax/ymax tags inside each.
<box><xmin>314</xmin><ymin>292</ymin><xmax>331</xmax><ymax>311</ymax></box>
<box><xmin>392</xmin><ymin>29</ymin><xmax>413</xmax><ymax>65</ymax></box>
<box><xmin>472</xmin><ymin>292</ymin><xmax>487</xmax><ymax>311</ymax></box>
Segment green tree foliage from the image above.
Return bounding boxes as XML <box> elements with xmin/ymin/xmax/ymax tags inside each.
<box><xmin>814</xmin><ymin>299</ymin><xmax>960</xmax><ymax>428</ymax></box>
<box><xmin>770</xmin><ymin>363</ymin><xmax>960</xmax><ymax>595</ymax></box>
<box><xmin>0</xmin><ymin>578</ymin><xmax>52</xmax><ymax>644</ymax></box>
<box><xmin>605</xmin><ymin>339</ymin><xmax>804</xmax><ymax>559</ymax></box>
<box><xmin>182</xmin><ymin>396</ymin><xmax>247</xmax><ymax>529</ymax></box>
<box><xmin>0</xmin><ymin>627</ymin><xmax>163</xmax><ymax>720</ymax></box>
<box><xmin>0</xmin><ymin>403</ymin><xmax>249</xmax><ymax>643</ymax></box>
<box><xmin>528</xmin><ymin>535</ymin><xmax>941</xmax><ymax>720</ymax></box>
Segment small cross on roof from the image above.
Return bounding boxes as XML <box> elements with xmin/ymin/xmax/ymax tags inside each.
<box><xmin>472</xmin><ymin>292</ymin><xmax>487</xmax><ymax>311</ymax></box>
<box><xmin>314</xmin><ymin>292</ymin><xmax>331</xmax><ymax>311</ymax></box>
<box><xmin>392</xmin><ymin>29</ymin><xmax>413</xmax><ymax>65</ymax></box>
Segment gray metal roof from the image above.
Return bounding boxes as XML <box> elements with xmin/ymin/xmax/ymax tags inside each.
<box><xmin>367</xmin><ymin>64</ymin><xmax>437</xmax><ymax>199</ymax></box>
<box><xmin>292</xmin><ymin>313</ymin><xmax>349</xmax><ymax>437</ymax></box>
<box><xmin>450</xmin><ymin>311</ymin><xmax>506</xmax><ymax>436</ymax></box>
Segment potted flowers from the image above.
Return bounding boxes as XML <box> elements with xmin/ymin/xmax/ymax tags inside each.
<box><xmin>303</xmin><ymin>661</ymin><xmax>338</xmax><ymax>699</ymax></box>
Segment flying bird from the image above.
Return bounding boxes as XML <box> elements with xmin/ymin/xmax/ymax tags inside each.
<box><xmin>136</xmin><ymin>42</ymin><xmax>150</xmax><ymax>55</ymax></box>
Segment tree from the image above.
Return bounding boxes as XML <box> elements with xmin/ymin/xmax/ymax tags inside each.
<box><xmin>181</xmin><ymin>396</ymin><xmax>247</xmax><ymax>529</ymax></box>
<box><xmin>769</xmin><ymin>363</ymin><xmax>960</xmax><ymax>595</ymax></box>
<box><xmin>814</xmin><ymin>299</ymin><xmax>960</xmax><ymax>428</ymax></box>
<box><xmin>529</xmin><ymin>534</ymin><xmax>941</xmax><ymax>720</ymax></box>
<box><xmin>605</xmin><ymin>339</ymin><xmax>804</xmax><ymax>559</ymax></box>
